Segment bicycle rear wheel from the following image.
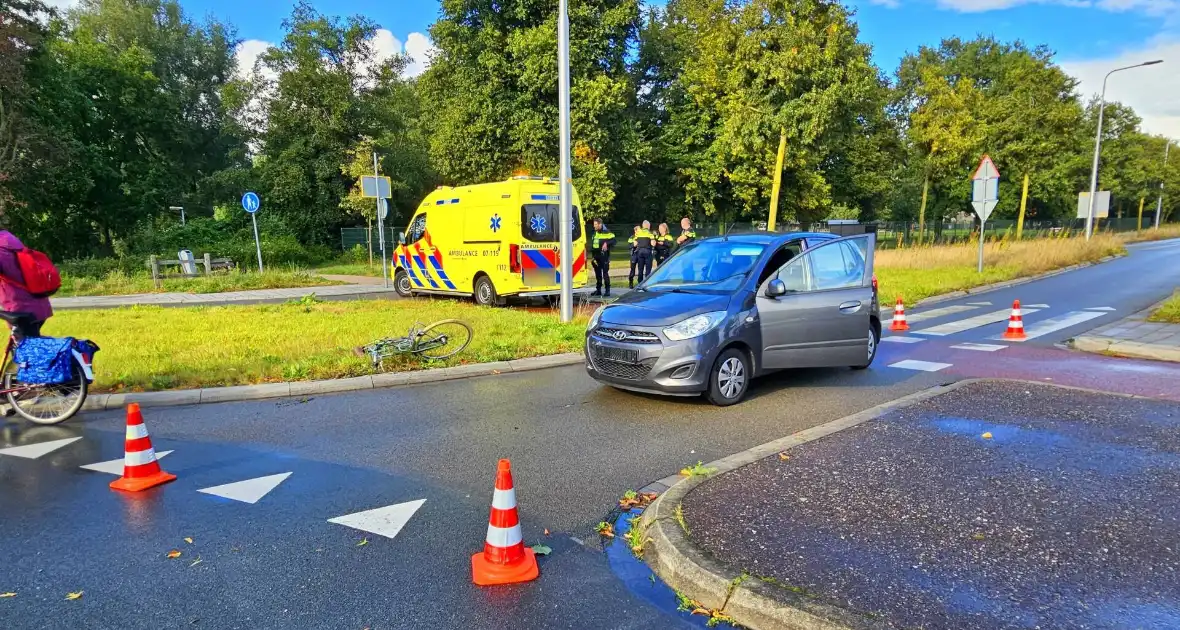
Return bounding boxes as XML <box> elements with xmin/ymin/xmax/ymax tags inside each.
<box><xmin>4</xmin><ymin>363</ymin><xmax>88</xmax><ymax>425</ymax></box>
<box><xmin>412</xmin><ymin>319</ymin><xmax>473</xmax><ymax>360</ymax></box>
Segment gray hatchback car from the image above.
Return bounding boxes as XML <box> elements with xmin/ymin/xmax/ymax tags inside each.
<box><xmin>584</xmin><ymin>232</ymin><xmax>879</xmax><ymax>405</ymax></box>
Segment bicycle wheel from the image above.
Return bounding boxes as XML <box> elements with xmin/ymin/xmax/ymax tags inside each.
<box><xmin>412</xmin><ymin>319</ymin><xmax>473</xmax><ymax>360</ymax></box>
<box><xmin>4</xmin><ymin>363</ymin><xmax>88</xmax><ymax>425</ymax></box>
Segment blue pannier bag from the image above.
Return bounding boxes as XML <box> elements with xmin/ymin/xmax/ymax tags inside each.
<box><xmin>15</xmin><ymin>336</ymin><xmax>78</xmax><ymax>385</ymax></box>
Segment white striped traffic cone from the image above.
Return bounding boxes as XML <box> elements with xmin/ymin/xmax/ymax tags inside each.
<box><xmin>110</xmin><ymin>403</ymin><xmax>176</xmax><ymax>493</ymax></box>
<box><xmin>471</xmin><ymin>459</ymin><xmax>539</xmax><ymax>586</ymax></box>
<box><xmin>890</xmin><ymin>297</ymin><xmax>909</xmax><ymax>332</ymax></box>
<box><xmin>1002</xmin><ymin>299</ymin><xmax>1026</xmax><ymax>340</ymax></box>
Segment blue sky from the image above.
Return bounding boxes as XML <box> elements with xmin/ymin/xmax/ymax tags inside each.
<box><xmin>92</xmin><ymin>0</ymin><xmax>1179</xmax><ymax>138</ymax></box>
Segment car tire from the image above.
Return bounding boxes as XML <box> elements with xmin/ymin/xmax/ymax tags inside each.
<box><xmin>852</xmin><ymin>322</ymin><xmax>879</xmax><ymax>370</ymax></box>
<box><xmin>474</xmin><ymin>275</ymin><xmax>498</xmax><ymax>307</ymax></box>
<box><xmin>706</xmin><ymin>348</ymin><xmax>750</xmax><ymax>406</ymax></box>
<box><xmin>394</xmin><ymin>269</ymin><xmax>413</xmax><ymax>297</ymax></box>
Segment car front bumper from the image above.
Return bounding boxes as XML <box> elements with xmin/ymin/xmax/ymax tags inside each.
<box><xmin>583</xmin><ymin>324</ymin><xmax>724</xmax><ymax>396</ymax></box>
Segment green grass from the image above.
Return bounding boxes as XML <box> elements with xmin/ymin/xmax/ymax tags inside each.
<box><xmin>313</xmin><ymin>262</ymin><xmax>386</xmax><ymax>277</ymax></box>
<box><xmin>59</xmin><ymin>269</ymin><xmax>340</xmax><ymax>297</ymax></box>
<box><xmin>44</xmin><ymin>299</ymin><xmax>586</xmax><ymax>392</ymax></box>
<box><xmin>876</xmin><ymin>265</ymin><xmax>1019</xmax><ymax>305</ymax></box>
<box><xmin>1148</xmin><ymin>291</ymin><xmax>1180</xmax><ymax>324</ymax></box>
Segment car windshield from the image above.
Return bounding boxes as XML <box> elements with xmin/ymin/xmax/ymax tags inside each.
<box><xmin>643</xmin><ymin>241</ymin><xmax>766</xmax><ymax>292</ymax></box>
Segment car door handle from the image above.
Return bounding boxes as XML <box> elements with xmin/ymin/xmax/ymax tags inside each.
<box><xmin>838</xmin><ymin>301</ymin><xmax>862</xmax><ymax>313</ymax></box>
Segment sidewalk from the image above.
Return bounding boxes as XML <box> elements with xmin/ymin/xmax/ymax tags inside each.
<box><xmin>51</xmin><ymin>284</ymin><xmax>399</xmax><ymax>310</ymax></box>
<box><xmin>642</xmin><ymin>380</ymin><xmax>1180</xmax><ymax>629</ymax></box>
<box><xmin>1072</xmin><ymin>302</ymin><xmax>1180</xmax><ymax>362</ymax></box>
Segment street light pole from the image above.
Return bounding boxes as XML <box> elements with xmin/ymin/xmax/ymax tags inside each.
<box><xmin>1085</xmin><ymin>60</ymin><xmax>1163</xmax><ymax>240</ymax></box>
<box><xmin>1157</xmin><ymin>141</ymin><xmax>1171</xmax><ymax>229</ymax></box>
<box><xmin>556</xmin><ymin>0</ymin><xmax>573</xmax><ymax>323</ymax></box>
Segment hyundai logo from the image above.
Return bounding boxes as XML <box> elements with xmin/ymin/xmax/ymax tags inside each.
<box><xmin>612</xmin><ymin>330</ymin><xmax>628</xmax><ymax>341</ymax></box>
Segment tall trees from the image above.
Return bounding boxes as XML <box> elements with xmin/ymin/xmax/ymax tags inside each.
<box><xmin>0</xmin><ymin>0</ymin><xmax>50</xmax><ymax>225</ymax></box>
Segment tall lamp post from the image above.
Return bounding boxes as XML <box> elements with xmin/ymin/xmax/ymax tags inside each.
<box><xmin>169</xmin><ymin>205</ymin><xmax>185</xmax><ymax>225</ymax></box>
<box><xmin>1156</xmin><ymin>141</ymin><xmax>1171</xmax><ymax>229</ymax></box>
<box><xmin>1084</xmin><ymin>59</ymin><xmax>1163</xmax><ymax>240</ymax></box>
<box><xmin>556</xmin><ymin>0</ymin><xmax>573</xmax><ymax>322</ymax></box>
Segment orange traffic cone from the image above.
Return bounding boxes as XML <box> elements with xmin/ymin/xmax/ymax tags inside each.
<box><xmin>471</xmin><ymin>459</ymin><xmax>539</xmax><ymax>586</ymax></box>
<box><xmin>1002</xmin><ymin>300</ymin><xmax>1026</xmax><ymax>340</ymax></box>
<box><xmin>890</xmin><ymin>297</ymin><xmax>909</xmax><ymax>332</ymax></box>
<box><xmin>110</xmin><ymin>403</ymin><xmax>177</xmax><ymax>493</ymax></box>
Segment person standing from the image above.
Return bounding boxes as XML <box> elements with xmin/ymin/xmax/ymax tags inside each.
<box><xmin>0</xmin><ymin>230</ymin><xmax>53</xmax><ymax>338</ymax></box>
<box><xmin>626</xmin><ymin>226</ymin><xmax>641</xmax><ymax>288</ymax></box>
<box><xmin>676</xmin><ymin>217</ymin><xmax>697</xmax><ymax>249</ymax></box>
<box><xmin>632</xmin><ymin>221</ymin><xmax>655</xmax><ymax>286</ymax></box>
<box><xmin>589</xmin><ymin>218</ymin><xmax>616</xmax><ymax>297</ymax></box>
<box><xmin>654</xmin><ymin>223</ymin><xmax>675</xmax><ymax>266</ymax></box>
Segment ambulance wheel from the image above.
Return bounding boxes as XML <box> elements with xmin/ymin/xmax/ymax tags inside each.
<box><xmin>474</xmin><ymin>275</ymin><xmax>498</xmax><ymax>307</ymax></box>
<box><xmin>394</xmin><ymin>270</ymin><xmax>412</xmax><ymax>297</ymax></box>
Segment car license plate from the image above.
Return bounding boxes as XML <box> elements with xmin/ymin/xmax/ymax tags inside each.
<box><xmin>594</xmin><ymin>342</ymin><xmax>638</xmax><ymax>364</ymax></box>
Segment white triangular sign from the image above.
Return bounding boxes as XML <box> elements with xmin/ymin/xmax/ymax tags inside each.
<box><xmin>80</xmin><ymin>451</ymin><xmax>173</xmax><ymax>475</ymax></box>
<box><xmin>0</xmin><ymin>437</ymin><xmax>82</xmax><ymax>459</ymax></box>
<box><xmin>973</xmin><ymin>155</ymin><xmax>999</xmax><ymax>180</ymax></box>
<box><xmin>328</xmin><ymin>499</ymin><xmax>426</xmax><ymax>540</ymax></box>
<box><xmin>198</xmin><ymin>472</ymin><xmax>292</xmax><ymax>504</ymax></box>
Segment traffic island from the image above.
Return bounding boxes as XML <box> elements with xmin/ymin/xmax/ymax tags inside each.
<box><xmin>642</xmin><ymin>380</ymin><xmax>1180</xmax><ymax>629</ymax></box>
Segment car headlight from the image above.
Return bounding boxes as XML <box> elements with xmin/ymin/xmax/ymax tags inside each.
<box><xmin>588</xmin><ymin>305</ymin><xmax>607</xmax><ymax>331</ymax></box>
<box><xmin>663</xmin><ymin>311</ymin><xmax>726</xmax><ymax>341</ymax></box>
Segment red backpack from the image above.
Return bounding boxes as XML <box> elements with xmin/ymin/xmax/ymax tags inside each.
<box><xmin>5</xmin><ymin>248</ymin><xmax>62</xmax><ymax>297</ymax></box>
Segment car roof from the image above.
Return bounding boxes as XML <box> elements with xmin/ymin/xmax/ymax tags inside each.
<box><xmin>695</xmin><ymin>231</ymin><xmax>836</xmax><ymax>246</ymax></box>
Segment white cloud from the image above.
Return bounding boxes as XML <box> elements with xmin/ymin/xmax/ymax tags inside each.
<box><xmin>42</xmin><ymin>0</ymin><xmax>78</xmax><ymax>11</ymax></box>
<box><xmin>1061</xmin><ymin>39</ymin><xmax>1180</xmax><ymax>139</ymax></box>
<box><xmin>403</xmin><ymin>32</ymin><xmax>437</xmax><ymax>77</ymax></box>
<box><xmin>232</xmin><ymin>31</ymin><xmax>434</xmax><ymax>80</ymax></box>
<box><xmin>234</xmin><ymin>39</ymin><xmax>274</xmax><ymax>80</ymax></box>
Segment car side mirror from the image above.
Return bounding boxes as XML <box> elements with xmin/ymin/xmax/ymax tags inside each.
<box><xmin>766</xmin><ymin>279</ymin><xmax>787</xmax><ymax>298</ymax></box>
<box><xmin>397</xmin><ymin>232</ymin><xmax>406</xmax><ymax>245</ymax></box>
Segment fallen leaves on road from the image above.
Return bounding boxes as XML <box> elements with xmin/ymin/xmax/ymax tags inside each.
<box><xmin>184</xmin><ymin>537</ymin><xmax>194</xmax><ymax>544</ymax></box>
<box><xmin>356</xmin><ymin>538</ymin><xmax>369</xmax><ymax>547</ymax></box>
<box><xmin>166</xmin><ymin>550</ymin><xmax>182</xmax><ymax>559</ymax></box>
<box><xmin>982</xmin><ymin>432</ymin><xmax>993</xmax><ymax>439</ymax></box>
<box><xmin>972</xmin><ymin>533</ymin><xmax>986</xmax><ymax>541</ymax></box>
<box><xmin>778</xmin><ymin>452</ymin><xmax>790</xmax><ymax>461</ymax></box>
<box><xmin>530</xmin><ymin>544</ymin><xmax>552</xmax><ymax>556</ymax></box>
<box><xmin>618</xmin><ymin>490</ymin><xmax>659</xmax><ymax>510</ymax></box>
<box><xmin>543</xmin><ymin>529</ymin><xmax>550</xmax><ymax>536</ymax></box>
<box><xmin>66</xmin><ymin>591</ymin><xmax>83</xmax><ymax>601</ymax></box>
<box><xmin>0</xmin><ymin>592</ymin><xmax>15</xmax><ymax>598</ymax></box>
<box><xmin>595</xmin><ymin>522</ymin><xmax>615</xmax><ymax>538</ymax></box>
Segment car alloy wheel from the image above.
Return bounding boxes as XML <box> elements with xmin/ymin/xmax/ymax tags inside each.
<box><xmin>717</xmin><ymin>357</ymin><xmax>745</xmax><ymax>399</ymax></box>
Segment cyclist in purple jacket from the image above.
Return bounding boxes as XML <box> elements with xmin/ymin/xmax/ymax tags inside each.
<box><xmin>0</xmin><ymin>230</ymin><xmax>52</xmax><ymax>338</ymax></box>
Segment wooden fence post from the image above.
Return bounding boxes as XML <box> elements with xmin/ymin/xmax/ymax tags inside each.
<box><xmin>203</xmin><ymin>253</ymin><xmax>212</xmax><ymax>275</ymax></box>
<box><xmin>150</xmin><ymin>255</ymin><xmax>160</xmax><ymax>289</ymax></box>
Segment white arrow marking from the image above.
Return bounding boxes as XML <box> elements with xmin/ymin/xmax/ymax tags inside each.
<box><xmin>328</xmin><ymin>499</ymin><xmax>426</xmax><ymax>540</ymax></box>
<box><xmin>80</xmin><ymin>451</ymin><xmax>173</xmax><ymax>475</ymax></box>
<box><xmin>198</xmin><ymin>472</ymin><xmax>292</xmax><ymax>504</ymax></box>
<box><xmin>1085</xmin><ymin>307</ymin><xmax>1116</xmax><ymax>312</ymax></box>
<box><xmin>0</xmin><ymin>437</ymin><xmax>82</xmax><ymax>459</ymax></box>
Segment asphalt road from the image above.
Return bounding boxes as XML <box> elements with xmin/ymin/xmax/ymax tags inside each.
<box><xmin>1</xmin><ymin>238</ymin><xmax>1178</xmax><ymax>629</ymax></box>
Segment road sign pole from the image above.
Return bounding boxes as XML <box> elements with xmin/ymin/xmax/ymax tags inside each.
<box><xmin>374</xmin><ymin>152</ymin><xmax>389</xmax><ymax>289</ymax></box>
<box><xmin>251</xmin><ymin>212</ymin><xmax>264</xmax><ymax>273</ymax></box>
<box><xmin>557</xmin><ymin>0</ymin><xmax>573</xmax><ymax>323</ymax></box>
<box><xmin>977</xmin><ymin>217</ymin><xmax>985</xmax><ymax>273</ymax></box>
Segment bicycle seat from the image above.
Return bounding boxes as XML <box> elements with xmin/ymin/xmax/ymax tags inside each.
<box><xmin>0</xmin><ymin>311</ymin><xmax>34</xmax><ymax>325</ymax></box>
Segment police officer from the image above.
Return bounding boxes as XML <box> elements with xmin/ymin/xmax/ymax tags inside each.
<box><xmin>653</xmin><ymin>222</ymin><xmax>675</xmax><ymax>266</ymax></box>
<box><xmin>676</xmin><ymin>217</ymin><xmax>697</xmax><ymax>249</ymax></box>
<box><xmin>630</xmin><ymin>221</ymin><xmax>655</xmax><ymax>286</ymax></box>
<box><xmin>626</xmin><ymin>225</ymin><xmax>641</xmax><ymax>288</ymax></box>
<box><xmin>589</xmin><ymin>218</ymin><xmax>616</xmax><ymax>297</ymax></box>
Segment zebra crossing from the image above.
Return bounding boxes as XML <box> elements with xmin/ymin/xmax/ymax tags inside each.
<box><xmin>883</xmin><ymin>301</ymin><xmax>1113</xmax><ymax>373</ymax></box>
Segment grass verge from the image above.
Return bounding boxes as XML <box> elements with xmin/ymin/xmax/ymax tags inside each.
<box><xmin>313</xmin><ymin>262</ymin><xmax>385</xmax><ymax>277</ymax></box>
<box><xmin>876</xmin><ymin>233</ymin><xmax>1125</xmax><ymax>304</ymax></box>
<box><xmin>59</xmin><ymin>269</ymin><xmax>340</xmax><ymax>297</ymax></box>
<box><xmin>45</xmin><ymin>299</ymin><xmax>586</xmax><ymax>392</ymax></box>
<box><xmin>1148</xmin><ymin>291</ymin><xmax>1180</xmax><ymax>324</ymax></box>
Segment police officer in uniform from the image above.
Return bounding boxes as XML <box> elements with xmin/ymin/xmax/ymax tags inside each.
<box><xmin>629</xmin><ymin>221</ymin><xmax>655</xmax><ymax>287</ymax></box>
<box><xmin>654</xmin><ymin>222</ymin><xmax>675</xmax><ymax>266</ymax></box>
<box><xmin>589</xmin><ymin>218</ymin><xmax>616</xmax><ymax>297</ymax></box>
<box><xmin>676</xmin><ymin>217</ymin><xmax>697</xmax><ymax>249</ymax></box>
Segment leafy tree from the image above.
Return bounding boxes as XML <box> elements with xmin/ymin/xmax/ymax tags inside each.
<box><xmin>0</xmin><ymin>0</ymin><xmax>50</xmax><ymax>224</ymax></box>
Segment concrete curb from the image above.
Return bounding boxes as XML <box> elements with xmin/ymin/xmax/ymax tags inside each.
<box><xmin>639</xmin><ymin>380</ymin><xmax>986</xmax><ymax>630</ymax></box>
<box><xmin>82</xmin><ymin>353</ymin><xmax>585</xmax><ymax>412</ymax></box>
<box><xmin>1069</xmin><ymin>298</ymin><xmax>1180</xmax><ymax>363</ymax></box>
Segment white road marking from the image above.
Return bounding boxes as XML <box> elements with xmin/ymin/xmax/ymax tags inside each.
<box><xmin>0</xmin><ymin>437</ymin><xmax>82</xmax><ymax>459</ymax></box>
<box><xmin>80</xmin><ymin>450</ymin><xmax>173</xmax><ymax>475</ymax></box>
<box><xmin>328</xmin><ymin>499</ymin><xmax>426</xmax><ymax>540</ymax></box>
<box><xmin>912</xmin><ymin>308</ymin><xmax>1044</xmax><ymax>336</ymax></box>
<box><xmin>905</xmin><ymin>304</ymin><xmax>980</xmax><ymax>323</ymax></box>
<box><xmin>951</xmin><ymin>342</ymin><xmax>1008</xmax><ymax>352</ymax></box>
<box><xmin>882</xmin><ymin>336</ymin><xmax>925</xmax><ymax>344</ymax></box>
<box><xmin>198</xmin><ymin>472</ymin><xmax>292</xmax><ymax>504</ymax></box>
<box><xmin>966</xmin><ymin>301</ymin><xmax>993</xmax><ymax>306</ymax></box>
<box><xmin>888</xmin><ymin>359</ymin><xmax>952</xmax><ymax>372</ymax></box>
<box><xmin>1085</xmin><ymin>307</ymin><xmax>1116</xmax><ymax>312</ymax></box>
<box><xmin>992</xmin><ymin>310</ymin><xmax>1108</xmax><ymax>342</ymax></box>
<box><xmin>1023</xmin><ymin>304</ymin><xmax>1050</xmax><ymax>309</ymax></box>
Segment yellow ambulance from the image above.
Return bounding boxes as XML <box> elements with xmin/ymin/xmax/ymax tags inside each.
<box><xmin>392</xmin><ymin>176</ymin><xmax>591</xmax><ymax>305</ymax></box>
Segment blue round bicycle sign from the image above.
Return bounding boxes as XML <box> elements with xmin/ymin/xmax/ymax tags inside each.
<box><xmin>241</xmin><ymin>192</ymin><xmax>260</xmax><ymax>214</ymax></box>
